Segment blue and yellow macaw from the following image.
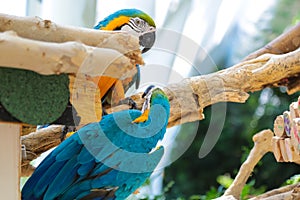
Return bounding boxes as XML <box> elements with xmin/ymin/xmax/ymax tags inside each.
<box><xmin>61</xmin><ymin>9</ymin><xmax>156</xmax><ymax>138</ymax></box>
<box><xmin>22</xmin><ymin>85</ymin><xmax>170</xmax><ymax>200</ymax></box>
<box><xmin>92</xmin><ymin>9</ymin><xmax>156</xmax><ymax>107</ymax></box>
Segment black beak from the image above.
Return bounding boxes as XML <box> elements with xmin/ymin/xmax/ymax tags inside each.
<box><xmin>142</xmin><ymin>85</ymin><xmax>155</xmax><ymax>98</ymax></box>
<box><xmin>139</xmin><ymin>31</ymin><xmax>156</xmax><ymax>54</ymax></box>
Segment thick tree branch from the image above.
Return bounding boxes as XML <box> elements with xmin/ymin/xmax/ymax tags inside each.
<box><xmin>244</xmin><ymin>22</ymin><xmax>300</xmax><ymax>61</ymax></box>
<box><xmin>0</xmin><ymin>13</ymin><xmax>141</xmax><ymax>55</ymax></box>
<box><xmin>223</xmin><ymin>130</ymin><xmax>274</xmax><ymax>199</ymax></box>
<box><xmin>113</xmin><ymin>48</ymin><xmax>300</xmax><ymax>127</ymax></box>
<box><xmin>249</xmin><ymin>183</ymin><xmax>300</xmax><ymax>200</ymax></box>
<box><xmin>0</xmin><ymin>31</ymin><xmax>140</xmax><ymax>78</ymax></box>
<box><xmin>0</xmin><ymin>13</ymin><xmax>143</xmax><ymax>78</ymax></box>
<box><xmin>218</xmin><ymin>184</ymin><xmax>300</xmax><ymax>200</ymax></box>
<box><xmin>21</xmin><ymin>125</ymin><xmax>64</xmax><ymax>176</ymax></box>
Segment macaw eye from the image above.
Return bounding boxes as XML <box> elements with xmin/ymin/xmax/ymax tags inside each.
<box><xmin>135</xmin><ymin>19</ymin><xmax>141</xmax><ymax>25</ymax></box>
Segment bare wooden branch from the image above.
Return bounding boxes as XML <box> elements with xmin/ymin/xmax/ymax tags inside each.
<box><xmin>221</xmin><ymin>97</ymin><xmax>300</xmax><ymax>200</ymax></box>
<box><xmin>21</xmin><ymin>124</ymin><xmax>37</xmax><ymax>136</ymax></box>
<box><xmin>249</xmin><ymin>183</ymin><xmax>299</xmax><ymax>200</ymax></box>
<box><xmin>0</xmin><ymin>13</ymin><xmax>142</xmax><ymax>55</ymax></box>
<box><xmin>110</xmin><ymin>48</ymin><xmax>300</xmax><ymax>127</ymax></box>
<box><xmin>21</xmin><ymin>125</ymin><xmax>63</xmax><ymax>155</ymax></box>
<box><xmin>243</xmin><ymin>22</ymin><xmax>300</xmax><ymax>61</ymax></box>
<box><xmin>215</xmin><ymin>195</ymin><xmax>237</xmax><ymax>200</ymax></box>
<box><xmin>0</xmin><ymin>31</ymin><xmax>140</xmax><ymax>78</ymax></box>
<box><xmin>205</xmin><ymin>177</ymin><xmax>300</xmax><ymax>200</ymax></box>
<box><xmin>21</xmin><ymin>125</ymin><xmax>64</xmax><ymax>176</ymax></box>
<box><xmin>223</xmin><ymin>130</ymin><xmax>274</xmax><ymax>199</ymax></box>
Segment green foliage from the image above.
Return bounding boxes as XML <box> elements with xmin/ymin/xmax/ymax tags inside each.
<box><xmin>285</xmin><ymin>174</ymin><xmax>300</xmax><ymax>185</ymax></box>
<box><xmin>198</xmin><ymin>187</ymin><xmax>222</xmax><ymax>200</ymax></box>
<box><xmin>216</xmin><ymin>175</ymin><xmax>266</xmax><ymax>200</ymax></box>
<box><xmin>240</xmin><ymin>180</ymin><xmax>266</xmax><ymax>199</ymax></box>
<box><xmin>216</xmin><ymin>175</ymin><xmax>233</xmax><ymax>189</ymax></box>
<box><xmin>270</xmin><ymin>0</ymin><xmax>300</xmax><ymax>35</ymax></box>
<box><xmin>155</xmin><ymin>175</ymin><xmax>266</xmax><ymax>199</ymax></box>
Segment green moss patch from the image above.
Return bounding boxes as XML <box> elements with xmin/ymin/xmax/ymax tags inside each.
<box><xmin>0</xmin><ymin>67</ymin><xmax>69</xmax><ymax>125</ymax></box>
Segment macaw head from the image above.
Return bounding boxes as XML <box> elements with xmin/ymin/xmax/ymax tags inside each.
<box><xmin>94</xmin><ymin>8</ymin><xmax>156</xmax><ymax>53</ymax></box>
<box><xmin>141</xmin><ymin>85</ymin><xmax>169</xmax><ymax>112</ymax></box>
<box><xmin>132</xmin><ymin>85</ymin><xmax>170</xmax><ymax>124</ymax></box>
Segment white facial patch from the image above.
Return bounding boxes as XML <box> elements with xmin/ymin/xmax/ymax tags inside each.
<box><xmin>120</xmin><ymin>25</ymin><xmax>140</xmax><ymax>37</ymax></box>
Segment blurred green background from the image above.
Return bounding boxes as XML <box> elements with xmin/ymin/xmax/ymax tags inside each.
<box><xmin>163</xmin><ymin>0</ymin><xmax>300</xmax><ymax>199</ymax></box>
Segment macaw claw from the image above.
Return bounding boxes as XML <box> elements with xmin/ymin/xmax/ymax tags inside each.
<box><xmin>118</xmin><ymin>97</ymin><xmax>137</xmax><ymax>109</ymax></box>
<box><xmin>102</xmin><ymin>107</ymin><xmax>108</xmax><ymax>116</ymax></box>
<box><xmin>60</xmin><ymin>126</ymin><xmax>77</xmax><ymax>141</ymax></box>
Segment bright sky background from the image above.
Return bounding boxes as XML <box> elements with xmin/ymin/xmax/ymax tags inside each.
<box><xmin>0</xmin><ymin>0</ymin><xmax>26</xmax><ymax>16</ymax></box>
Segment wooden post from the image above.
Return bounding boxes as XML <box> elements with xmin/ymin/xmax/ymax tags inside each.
<box><xmin>0</xmin><ymin>123</ymin><xmax>21</xmax><ymax>199</ymax></box>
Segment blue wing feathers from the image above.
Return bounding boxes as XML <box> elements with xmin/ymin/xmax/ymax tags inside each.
<box><xmin>51</xmin><ymin>133</ymin><xmax>76</xmax><ymax>156</ymax></box>
<box><xmin>44</xmin><ymin>156</ymin><xmax>80</xmax><ymax>199</ymax></box>
<box><xmin>91</xmin><ymin>163</ymin><xmax>110</xmax><ymax>176</ymax></box>
<box><xmin>21</xmin><ymin>155</ymin><xmax>56</xmax><ymax>199</ymax></box>
<box><xmin>59</xmin><ymin>181</ymin><xmax>91</xmax><ymax>200</ymax></box>
<box><xmin>77</xmin><ymin>161</ymin><xmax>95</xmax><ymax>177</ymax></box>
<box><xmin>95</xmin><ymin>145</ymin><xmax>118</xmax><ymax>163</ymax></box>
<box><xmin>77</xmin><ymin>147</ymin><xmax>95</xmax><ymax>164</ymax></box>
<box><xmin>33</xmin><ymin>159</ymin><xmax>68</xmax><ymax>197</ymax></box>
<box><xmin>55</xmin><ymin>138</ymin><xmax>82</xmax><ymax>161</ymax></box>
<box><xmin>91</xmin><ymin>170</ymin><xmax>118</xmax><ymax>188</ymax></box>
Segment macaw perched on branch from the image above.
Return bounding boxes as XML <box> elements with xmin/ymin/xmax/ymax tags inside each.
<box><xmin>92</xmin><ymin>9</ymin><xmax>156</xmax><ymax>108</ymax></box>
<box><xmin>61</xmin><ymin>9</ymin><xmax>156</xmax><ymax>137</ymax></box>
<box><xmin>22</xmin><ymin>85</ymin><xmax>170</xmax><ymax>200</ymax></box>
